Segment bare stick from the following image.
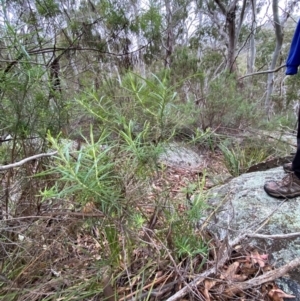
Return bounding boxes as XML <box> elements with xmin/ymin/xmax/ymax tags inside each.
<box><xmin>248</xmin><ymin>232</ymin><xmax>300</xmax><ymax>240</ymax></box>
<box><xmin>228</xmin><ymin>257</ymin><xmax>300</xmax><ymax>292</ymax></box>
<box><xmin>0</xmin><ymin>211</ymin><xmax>105</xmax><ymax>221</ymax></box>
<box><xmin>0</xmin><ymin>151</ymin><xmax>57</xmax><ymax>171</ymax></box>
<box><xmin>238</xmin><ymin>64</ymin><xmax>286</xmax><ymax>80</ymax></box>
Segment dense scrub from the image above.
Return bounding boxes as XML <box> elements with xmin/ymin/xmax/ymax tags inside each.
<box><xmin>0</xmin><ymin>1</ymin><xmax>299</xmax><ymax>299</ymax></box>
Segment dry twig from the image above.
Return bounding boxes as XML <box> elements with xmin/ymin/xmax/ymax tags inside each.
<box><xmin>229</xmin><ymin>257</ymin><xmax>300</xmax><ymax>292</ymax></box>
<box><xmin>166</xmin><ymin>230</ymin><xmax>300</xmax><ymax>301</ymax></box>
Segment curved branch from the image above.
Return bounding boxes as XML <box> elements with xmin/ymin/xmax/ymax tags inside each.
<box><xmin>214</xmin><ymin>0</ymin><xmax>227</xmax><ymax>14</ymax></box>
<box><xmin>238</xmin><ymin>64</ymin><xmax>286</xmax><ymax>80</ymax></box>
<box><xmin>29</xmin><ymin>43</ymin><xmax>151</xmax><ymax>57</ymax></box>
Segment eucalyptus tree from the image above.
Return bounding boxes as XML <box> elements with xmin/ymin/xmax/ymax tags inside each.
<box><xmin>264</xmin><ymin>0</ymin><xmax>299</xmax><ymax>116</ymax></box>
<box><xmin>195</xmin><ymin>0</ymin><xmax>249</xmax><ymax>73</ymax></box>
<box><xmin>163</xmin><ymin>0</ymin><xmax>193</xmax><ymax>67</ymax></box>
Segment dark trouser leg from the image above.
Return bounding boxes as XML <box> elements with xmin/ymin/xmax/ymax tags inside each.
<box><xmin>293</xmin><ymin>107</ymin><xmax>300</xmax><ymax>178</ymax></box>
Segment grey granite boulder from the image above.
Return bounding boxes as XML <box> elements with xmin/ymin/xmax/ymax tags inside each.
<box><xmin>159</xmin><ymin>143</ymin><xmax>205</xmax><ymax>170</ymax></box>
<box><xmin>205</xmin><ymin>167</ymin><xmax>300</xmax><ymax>298</ymax></box>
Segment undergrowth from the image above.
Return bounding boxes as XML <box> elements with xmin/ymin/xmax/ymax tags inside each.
<box><xmin>0</xmin><ymin>71</ymin><xmax>295</xmax><ymax>300</ymax></box>
<box><xmin>0</xmin><ymin>73</ymin><xmax>211</xmax><ymax>301</ymax></box>
<box><xmin>220</xmin><ymin>136</ymin><xmax>292</xmax><ymax>177</ymax></box>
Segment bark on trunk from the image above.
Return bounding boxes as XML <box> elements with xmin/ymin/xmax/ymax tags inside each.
<box><xmin>265</xmin><ymin>0</ymin><xmax>283</xmax><ymax>117</ymax></box>
<box><xmin>248</xmin><ymin>0</ymin><xmax>257</xmax><ymax>74</ymax></box>
<box><xmin>214</xmin><ymin>0</ymin><xmax>246</xmax><ymax>73</ymax></box>
<box><xmin>164</xmin><ymin>0</ymin><xmax>174</xmax><ymax>68</ymax></box>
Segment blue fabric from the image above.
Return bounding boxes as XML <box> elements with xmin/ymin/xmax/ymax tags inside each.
<box><xmin>286</xmin><ymin>20</ymin><xmax>300</xmax><ymax>75</ymax></box>
<box><xmin>288</xmin><ymin>20</ymin><xmax>300</xmax><ymax>178</ymax></box>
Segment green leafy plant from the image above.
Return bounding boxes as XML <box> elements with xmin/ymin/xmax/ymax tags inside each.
<box><xmin>46</xmin><ymin>129</ymin><xmax>124</xmax><ymax>215</ymax></box>
<box><xmin>200</xmin><ymin>72</ymin><xmax>260</xmax><ymax>130</ymax></box>
<box><xmin>163</xmin><ymin>175</ymin><xmax>209</xmax><ymax>262</ymax></box>
<box><xmin>220</xmin><ymin>139</ymin><xmax>274</xmax><ymax>177</ymax></box>
<box><xmin>174</xmin><ymin>235</ymin><xmax>207</xmax><ymax>258</ymax></box>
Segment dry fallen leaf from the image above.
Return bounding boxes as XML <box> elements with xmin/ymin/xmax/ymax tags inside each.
<box><xmin>232</xmin><ymin>274</ymin><xmax>247</xmax><ymax>281</ymax></box>
<box><xmin>268</xmin><ymin>288</ymin><xmax>295</xmax><ymax>301</ymax></box>
<box><xmin>82</xmin><ymin>201</ymin><xmax>96</xmax><ymax>213</ymax></box>
<box><xmin>239</xmin><ymin>261</ymin><xmax>257</xmax><ymax>277</ymax></box>
<box><xmin>203</xmin><ymin>279</ymin><xmax>217</xmax><ymax>301</ymax></box>
<box><xmin>250</xmin><ymin>249</ymin><xmax>268</xmax><ymax>267</ymax></box>
<box><xmin>221</xmin><ymin>262</ymin><xmax>239</xmax><ymax>281</ymax></box>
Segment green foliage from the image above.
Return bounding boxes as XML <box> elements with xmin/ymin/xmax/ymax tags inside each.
<box><xmin>0</xmin><ymin>19</ymin><xmax>67</xmax><ymax>143</ymax></box>
<box><xmin>255</xmin><ymin>28</ymin><xmax>276</xmax><ymax>67</ymax></box>
<box><xmin>0</xmin><ymin>63</ymin><xmax>65</xmax><ymax>139</ymax></box>
<box><xmin>219</xmin><ymin>143</ymin><xmax>242</xmax><ymax>176</ymax></box>
<box><xmin>106</xmin><ymin>8</ymin><xmax>129</xmax><ymax>32</ymax></box>
<box><xmin>261</xmin><ymin>110</ymin><xmax>297</xmax><ymax>134</ymax></box>
<box><xmin>164</xmin><ymin>177</ymin><xmax>209</xmax><ymax>260</ymax></box>
<box><xmin>171</xmin><ymin>47</ymin><xmax>199</xmax><ymax>78</ymax></box>
<box><xmin>32</xmin><ymin>72</ymin><xmax>211</xmax><ymax>299</ymax></box>
<box><xmin>140</xmin><ymin>4</ymin><xmax>162</xmax><ymax>38</ymax></box>
<box><xmin>1</xmin><ymin>1</ymin><xmax>297</xmax><ymax>299</ymax></box>
<box><xmin>76</xmin><ymin>71</ymin><xmax>187</xmax><ymax>143</ymax></box>
<box><xmin>284</xmin><ymin>73</ymin><xmax>300</xmax><ymax>108</ymax></box>
<box><xmin>36</xmin><ymin>0</ymin><xmax>61</xmax><ymax>18</ymax></box>
<box><xmin>199</xmin><ymin>50</ymin><xmax>223</xmax><ymax>72</ymax></box>
<box><xmin>220</xmin><ymin>138</ymin><xmax>276</xmax><ymax>177</ymax></box>
<box><xmin>200</xmin><ymin>73</ymin><xmax>260</xmax><ymax>129</ymax></box>
<box><xmin>46</xmin><ymin>131</ymin><xmax>123</xmax><ymax>215</ymax></box>
<box><xmin>174</xmin><ymin>235</ymin><xmax>207</xmax><ymax>258</ymax></box>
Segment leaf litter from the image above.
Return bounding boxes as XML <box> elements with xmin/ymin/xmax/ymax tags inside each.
<box><xmin>0</xmin><ymin>161</ymin><xmax>297</xmax><ymax>300</ymax></box>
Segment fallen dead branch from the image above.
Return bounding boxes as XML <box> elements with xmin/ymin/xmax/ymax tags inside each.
<box><xmin>228</xmin><ymin>257</ymin><xmax>300</xmax><ymax>292</ymax></box>
<box><xmin>122</xmin><ymin>281</ymin><xmax>178</xmax><ymax>301</ymax></box>
<box><xmin>0</xmin><ymin>211</ymin><xmax>105</xmax><ymax>221</ymax></box>
<box><xmin>166</xmin><ymin>230</ymin><xmax>300</xmax><ymax>301</ymax></box>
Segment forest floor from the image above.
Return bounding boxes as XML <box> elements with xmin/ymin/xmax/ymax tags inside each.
<box><xmin>0</xmin><ymin>138</ymin><xmax>298</xmax><ymax>301</ymax></box>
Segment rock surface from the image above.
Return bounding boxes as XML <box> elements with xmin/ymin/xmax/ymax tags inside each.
<box><xmin>205</xmin><ymin>167</ymin><xmax>300</xmax><ymax>298</ymax></box>
<box><xmin>158</xmin><ymin>141</ymin><xmax>300</xmax><ymax>297</ymax></box>
<box><xmin>159</xmin><ymin>143</ymin><xmax>205</xmax><ymax>170</ymax></box>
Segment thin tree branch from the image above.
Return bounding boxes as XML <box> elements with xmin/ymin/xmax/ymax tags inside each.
<box><xmin>238</xmin><ymin>64</ymin><xmax>286</xmax><ymax>80</ymax></box>
<box><xmin>214</xmin><ymin>0</ymin><xmax>227</xmax><ymax>14</ymax></box>
<box><xmin>0</xmin><ymin>152</ymin><xmax>57</xmax><ymax>171</ymax></box>
<box><xmin>248</xmin><ymin>232</ymin><xmax>300</xmax><ymax>240</ymax></box>
<box><xmin>0</xmin><ymin>211</ymin><xmax>106</xmax><ymax>221</ymax></box>
<box><xmin>29</xmin><ymin>44</ymin><xmax>151</xmax><ymax>57</ymax></box>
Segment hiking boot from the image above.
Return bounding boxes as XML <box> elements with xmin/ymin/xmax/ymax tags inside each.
<box><xmin>283</xmin><ymin>162</ymin><xmax>293</xmax><ymax>173</ymax></box>
<box><xmin>264</xmin><ymin>173</ymin><xmax>300</xmax><ymax>198</ymax></box>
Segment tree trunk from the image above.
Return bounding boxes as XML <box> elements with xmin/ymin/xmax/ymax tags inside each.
<box><xmin>164</xmin><ymin>0</ymin><xmax>174</xmax><ymax>68</ymax></box>
<box><xmin>248</xmin><ymin>0</ymin><xmax>257</xmax><ymax>74</ymax></box>
<box><xmin>214</xmin><ymin>0</ymin><xmax>246</xmax><ymax>73</ymax></box>
<box><xmin>265</xmin><ymin>0</ymin><xmax>283</xmax><ymax>117</ymax></box>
